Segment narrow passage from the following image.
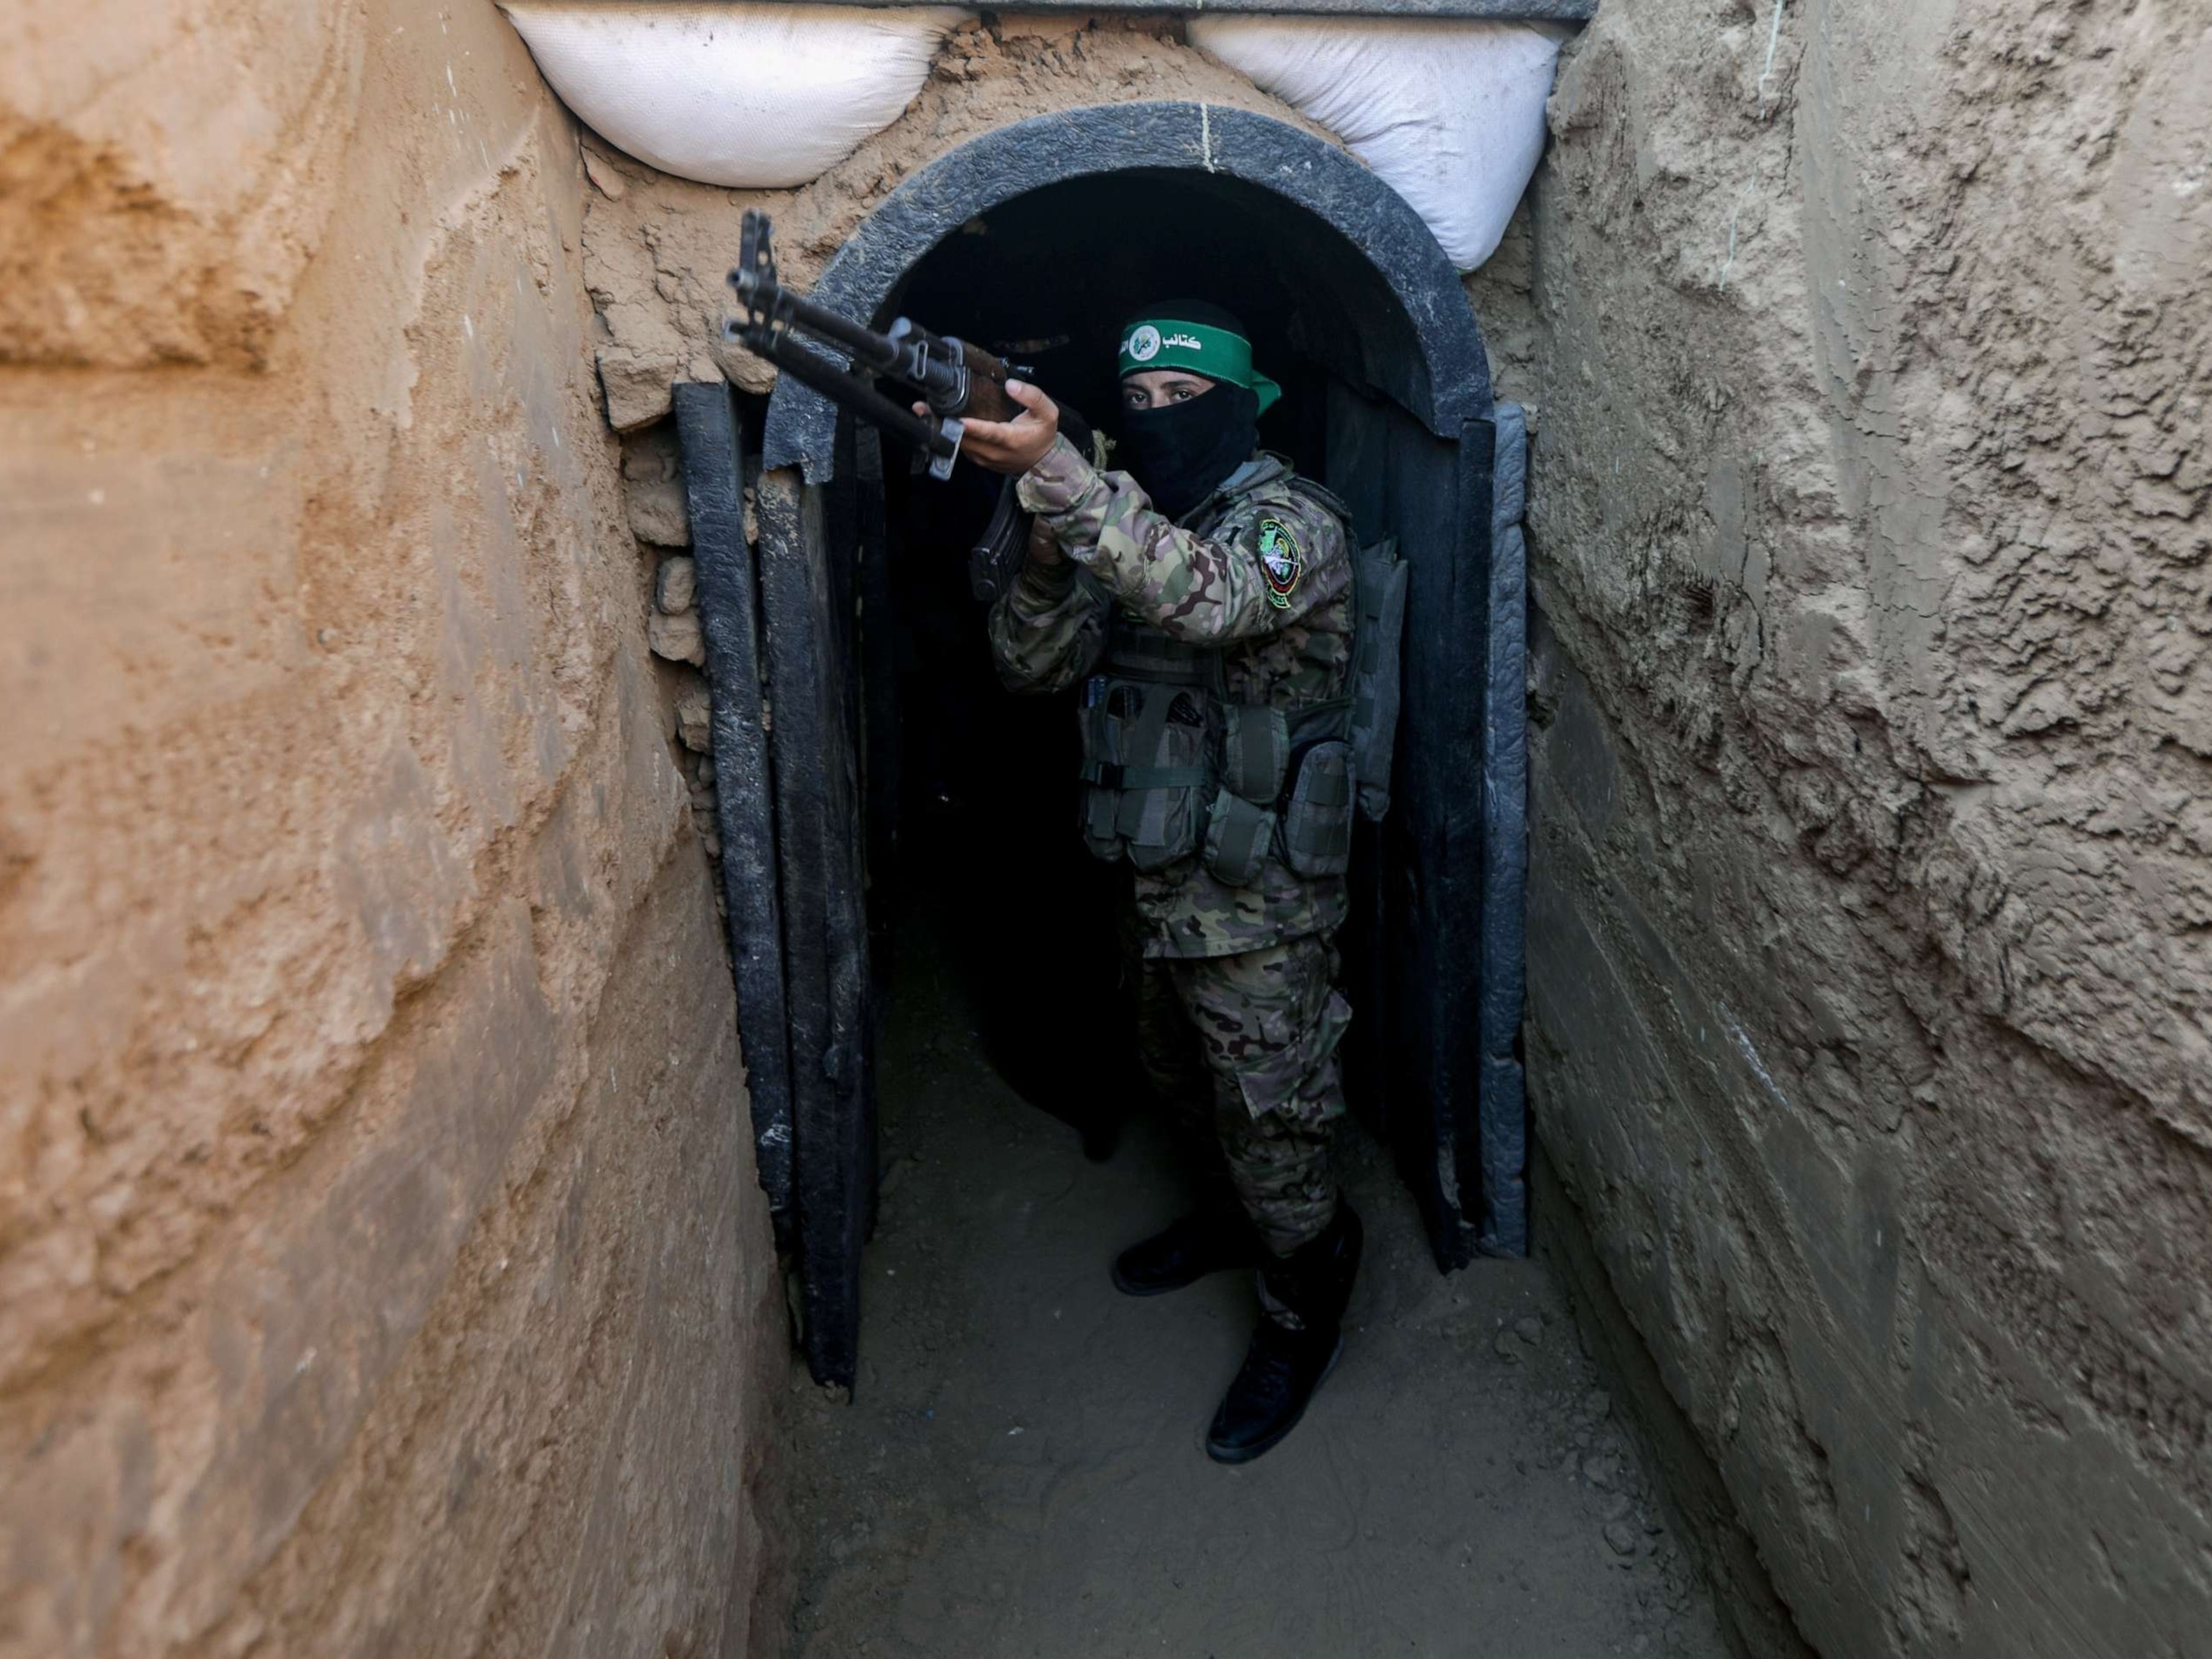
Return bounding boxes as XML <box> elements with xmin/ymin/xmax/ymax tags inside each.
<box><xmin>784</xmin><ymin>891</ymin><xmax>1736</xmax><ymax>1658</ymax></box>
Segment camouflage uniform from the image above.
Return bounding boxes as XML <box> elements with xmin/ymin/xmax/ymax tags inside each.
<box><xmin>989</xmin><ymin>434</ymin><xmax>1354</xmax><ymax>1254</ymax></box>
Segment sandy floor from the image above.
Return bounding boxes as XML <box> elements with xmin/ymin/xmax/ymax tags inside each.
<box><xmin>783</xmin><ymin>907</ymin><xmax>1735</xmax><ymax>1658</ymax></box>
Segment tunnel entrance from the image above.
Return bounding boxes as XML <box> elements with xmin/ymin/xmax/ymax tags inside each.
<box><xmin>680</xmin><ymin>103</ymin><xmax>1529</xmax><ymax>1388</ymax></box>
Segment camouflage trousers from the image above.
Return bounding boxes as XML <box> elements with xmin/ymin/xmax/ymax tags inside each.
<box><xmin>1130</xmin><ymin>924</ymin><xmax>1352</xmax><ymax>1256</ymax></box>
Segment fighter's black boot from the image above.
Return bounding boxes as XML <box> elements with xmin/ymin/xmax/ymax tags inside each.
<box><xmin>1204</xmin><ymin>1202</ymin><xmax>1364</xmax><ymax>1465</ymax></box>
<box><xmin>1111</xmin><ymin>1202</ymin><xmax>1263</xmax><ymax>1297</ymax></box>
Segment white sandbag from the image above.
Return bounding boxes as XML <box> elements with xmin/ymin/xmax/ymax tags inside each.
<box><xmin>1188</xmin><ymin>17</ymin><xmax>1566</xmax><ymax>271</ymax></box>
<box><xmin>500</xmin><ymin>2</ymin><xmax>961</xmax><ymax>189</ymax></box>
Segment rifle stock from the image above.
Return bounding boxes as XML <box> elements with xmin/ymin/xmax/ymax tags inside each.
<box><xmin>725</xmin><ymin>210</ymin><xmax>1092</xmax><ymax>603</ymax></box>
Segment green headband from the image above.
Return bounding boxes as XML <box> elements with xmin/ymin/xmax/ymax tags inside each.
<box><xmin>1118</xmin><ymin>318</ymin><xmax>1283</xmax><ymax>414</ymax></box>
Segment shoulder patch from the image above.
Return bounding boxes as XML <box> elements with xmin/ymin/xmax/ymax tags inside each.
<box><xmin>1255</xmin><ymin>516</ymin><xmax>1305</xmax><ymax>609</ymax></box>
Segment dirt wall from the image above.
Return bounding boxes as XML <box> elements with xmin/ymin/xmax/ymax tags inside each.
<box><xmin>1</xmin><ymin>4</ymin><xmax>785</xmax><ymax>1654</ymax></box>
<box><xmin>1517</xmin><ymin>2</ymin><xmax>2211</xmax><ymax>1655</ymax></box>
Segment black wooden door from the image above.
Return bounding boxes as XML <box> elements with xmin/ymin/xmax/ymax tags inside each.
<box><xmin>1326</xmin><ymin>385</ymin><xmax>1499</xmax><ymax>1268</ymax></box>
<box><xmin>755</xmin><ymin>454</ymin><xmax>875</xmax><ymax>1390</ymax></box>
<box><xmin>675</xmin><ymin>384</ymin><xmax>796</xmax><ymax>1255</ymax></box>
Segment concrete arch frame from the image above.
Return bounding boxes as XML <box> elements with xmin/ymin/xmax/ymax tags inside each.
<box><xmin>682</xmin><ymin>102</ymin><xmax>1528</xmax><ymax>1387</ymax></box>
<box><xmin>762</xmin><ymin>102</ymin><xmax>1494</xmax><ymax>475</ymax></box>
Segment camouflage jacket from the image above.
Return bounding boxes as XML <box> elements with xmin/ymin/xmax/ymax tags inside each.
<box><xmin>987</xmin><ymin>435</ymin><xmax>1354</xmax><ymax>960</ymax></box>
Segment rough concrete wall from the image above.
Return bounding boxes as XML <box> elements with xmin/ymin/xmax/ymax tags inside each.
<box><xmin>1</xmin><ymin>4</ymin><xmax>785</xmax><ymax>1654</ymax></box>
<box><xmin>1519</xmin><ymin>3</ymin><xmax>2211</xmax><ymax>1656</ymax></box>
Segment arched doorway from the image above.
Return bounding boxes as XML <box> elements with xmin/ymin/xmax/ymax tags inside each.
<box><xmin>680</xmin><ymin>102</ymin><xmax>1528</xmax><ymax>1387</ymax></box>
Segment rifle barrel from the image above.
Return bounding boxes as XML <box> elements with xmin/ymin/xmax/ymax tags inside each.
<box><xmin>770</xmin><ymin>289</ymin><xmax>902</xmax><ymax>376</ymax></box>
<box><xmin>753</xmin><ymin>331</ymin><xmax>957</xmax><ymax>459</ymax></box>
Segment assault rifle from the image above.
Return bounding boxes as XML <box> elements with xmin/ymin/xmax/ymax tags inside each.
<box><xmin>723</xmin><ymin>210</ymin><xmax>1096</xmax><ymax>604</ymax></box>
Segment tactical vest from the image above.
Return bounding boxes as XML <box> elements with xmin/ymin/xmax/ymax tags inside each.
<box><xmin>1075</xmin><ymin>462</ymin><xmax>1408</xmax><ymax>886</ymax></box>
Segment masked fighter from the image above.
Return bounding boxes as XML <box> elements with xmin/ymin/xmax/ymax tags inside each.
<box><xmin>956</xmin><ymin>302</ymin><xmax>1364</xmax><ymax>1465</ymax></box>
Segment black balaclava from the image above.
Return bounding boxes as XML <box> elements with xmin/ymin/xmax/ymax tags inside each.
<box><xmin>1117</xmin><ymin>297</ymin><xmax>1267</xmax><ymax>520</ymax></box>
<box><xmin>1120</xmin><ymin>384</ymin><xmax>1261</xmax><ymax>521</ymax></box>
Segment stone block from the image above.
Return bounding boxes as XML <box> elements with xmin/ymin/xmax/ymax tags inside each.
<box><xmin>649</xmin><ymin>610</ymin><xmax>706</xmax><ymax>667</ymax></box>
<box><xmin>656</xmin><ymin>555</ymin><xmax>698</xmax><ymax>615</ymax></box>
<box><xmin>675</xmin><ymin>681</ymin><xmax>713</xmax><ymax>752</ymax></box>
<box><xmin>598</xmin><ymin>341</ymin><xmax>681</xmax><ymax>433</ymax></box>
<box><xmin>624</xmin><ymin>423</ymin><xmax>691</xmax><ymax>546</ymax></box>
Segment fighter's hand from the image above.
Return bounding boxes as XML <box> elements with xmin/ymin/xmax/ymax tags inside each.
<box><xmin>917</xmin><ymin>379</ymin><xmax>1059</xmax><ymax>476</ymax></box>
<box><xmin>1025</xmin><ymin>512</ymin><xmax>1066</xmax><ymax>569</ymax></box>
